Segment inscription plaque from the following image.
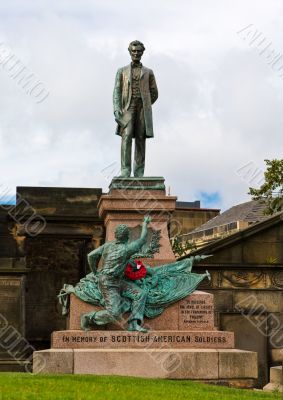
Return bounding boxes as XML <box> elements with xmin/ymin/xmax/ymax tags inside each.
<box><xmin>178</xmin><ymin>291</ymin><xmax>214</xmax><ymax>330</ymax></box>
<box><xmin>69</xmin><ymin>291</ymin><xmax>216</xmax><ymax>331</ymax></box>
<box><xmin>52</xmin><ymin>329</ymin><xmax>235</xmax><ymax>349</ymax></box>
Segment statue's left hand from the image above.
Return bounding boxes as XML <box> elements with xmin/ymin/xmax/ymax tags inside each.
<box><xmin>114</xmin><ymin>110</ymin><xmax>122</xmax><ymax>119</ymax></box>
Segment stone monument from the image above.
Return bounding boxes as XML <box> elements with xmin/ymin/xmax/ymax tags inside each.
<box><xmin>263</xmin><ymin>363</ymin><xmax>283</xmax><ymax>392</ymax></box>
<box><xmin>33</xmin><ymin>41</ymin><xmax>258</xmax><ymax>387</ymax></box>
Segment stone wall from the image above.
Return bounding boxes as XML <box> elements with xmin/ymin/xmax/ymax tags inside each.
<box><xmin>172</xmin><ymin>207</ymin><xmax>219</xmax><ymax>236</ymax></box>
<box><xmin>25</xmin><ymin>237</ymin><xmax>87</xmax><ymax>341</ymax></box>
<box><xmin>191</xmin><ymin>215</ymin><xmax>283</xmax><ymax>387</ymax></box>
<box><xmin>0</xmin><ymin>187</ymin><xmax>104</xmax><ymax>370</ymax></box>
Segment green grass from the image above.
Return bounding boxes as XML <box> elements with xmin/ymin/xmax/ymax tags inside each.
<box><xmin>0</xmin><ymin>373</ymin><xmax>281</xmax><ymax>400</ymax></box>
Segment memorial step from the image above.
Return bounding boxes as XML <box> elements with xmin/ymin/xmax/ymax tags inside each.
<box><xmin>33</xmin><ymin>348</ymin><xmax>257</xmax><ymax>388</ymax></box>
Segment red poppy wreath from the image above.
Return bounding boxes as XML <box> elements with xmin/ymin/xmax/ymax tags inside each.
<box><xmin>124</xmin><ymin>259</ymin><xmax>147</xmax><ymax>280</ymax></box>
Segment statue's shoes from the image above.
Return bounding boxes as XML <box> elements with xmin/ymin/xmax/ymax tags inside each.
<box><xmin>128</xmin><ymin>323</ymin><xmax>148</xmax><ymax>333</ymax></box>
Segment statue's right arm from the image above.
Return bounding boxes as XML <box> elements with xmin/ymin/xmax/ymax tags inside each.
<box><xmin>87</xmin><ymin>245</ymin><xmax>104</xmax><ymax>274</ymax></box>
<box><xmin>113</xmin><ymin>68</ymin><xmax>122</xmax><ymax>118</ymax></box>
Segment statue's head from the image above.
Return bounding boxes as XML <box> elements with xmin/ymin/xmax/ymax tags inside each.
<box><xmin>128</xmin><ymin>40</ymin><xmax>145</xmax><ymax>63</ymax></box>
<box><xmin>115</xmin><ymin>224</ymin><xmax>130</xmax><ymax>243</ymax></box>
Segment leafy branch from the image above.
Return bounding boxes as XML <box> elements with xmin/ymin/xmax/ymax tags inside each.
<box><xmin>130</xmin><ymin>229</ymin><xmax>161</xmax><ymax>259</ymax></box>
<box><xmin>249</xmin><ymin>159</ymin><xmax>283</xmax><ymax>215</ymax></box>
<box><xmin>171</xmin><ymin>236</ymin><xmax>197</xmax><ymax>257</ymax></box>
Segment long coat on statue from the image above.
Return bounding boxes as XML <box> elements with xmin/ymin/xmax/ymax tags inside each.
<box><xmin>113</xmin><ymin>64</ymin><xmax>158</xmax><ymax>138</ymax></box>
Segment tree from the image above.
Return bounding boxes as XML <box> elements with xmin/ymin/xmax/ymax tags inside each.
<box><xmin>248</xmin><ymin>159</ymin><xmax>283</xmax><ymax>215</ymax></box>
<box><xmin>171</xmin><ymin>236</ymin><xmax>197</xmax><ymax>257</ymax></box>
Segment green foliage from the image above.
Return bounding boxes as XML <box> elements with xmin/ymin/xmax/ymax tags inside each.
<box><xmin>131</xmin><ymin>229</ymin><xmax>161</xmax><ymax>260</ymax></box>
<box><xmin>0</xmin><ymin>373</ymin><xmax>281</xmax><ymax>400</ymax></box>
<box><xmin>248</xmin><ymin>159</ymin><xmax>283</xmax><ymax>215</ymax></box>
<box><xmin>171</xmin><ymin>236</ymin><xmax>197</xmax><ymax>257</ymax></box>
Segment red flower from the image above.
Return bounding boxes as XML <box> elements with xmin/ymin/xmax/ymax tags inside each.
<box><xmin>124</xmin><ymin>260</ymin><xmax>147</xmax><ymax>280</ymax></box>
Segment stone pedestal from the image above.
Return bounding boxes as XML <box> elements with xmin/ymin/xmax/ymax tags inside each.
<box><xmin>34</xmin><ymin>290</ymin><xmax>258</xmax><ymax>387</ymax></box>
<box><xmin>32</xmin><ymin>178</ymin><xmax>258</xmax><ymax>387</ymax></box>
<box><xmin>62</xmin><ymin>291</ymin><xmax>234</xmax><ymax>349</ymax></box>
<box><xmin>263</xmin><ymin>364</ymin><xmax>283</xmax><ymax>392</ymax></box>
<box><xmin>33</xmin><ymin>348</ymin><xmax>257</xmax><ymax>387</ymax></box>
<box><xmin>98</xmin><ymin>177</ymin><xmax>176</xmax><ymax>265</ymax></box>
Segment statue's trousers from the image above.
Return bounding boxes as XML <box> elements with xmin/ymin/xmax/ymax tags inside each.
<box><xmin>121</xmin><ymin>98</ymin><xmax>146</xmax><ymax>177</ymax></box>
<box><xmin>91</xmin><ymin>274</ymin><xmax>147</xmax><ymax>326</ymax></box>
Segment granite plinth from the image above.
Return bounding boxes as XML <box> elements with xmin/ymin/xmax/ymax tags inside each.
<box><xmin>33</xmin><ymin>348</ymin><xmax>258</xmax><ymax>387</ymax></box>
<box><xmin>52</xmin><ymin>329</ymin><xmax>234</xmax><ymax>349</ymax></box>
<box><xmin>68</xmin><ymin>291</ymin><xmax>215</xmax><ymax>331</ymax></box>
<box><xmin>33</xmin><ymin>349</ymin><xmax>73</xmax><ymax>375</ymax></box>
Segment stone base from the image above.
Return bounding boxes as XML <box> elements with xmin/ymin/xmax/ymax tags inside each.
<box><xmin>33</xmin><ymin>349</ymin><xmax>73</xmax><ymax>375</ymax></box>
<box><xmin>270</xmin><ymin>365</ymin><xmax>283</xmax><ymax>383</ymax></box>
<box><xmin>263</xmin><ymin>365</ymin><xmax>283</xmax><ymax>392</ymax></box>
<box><xmin>52</xmin><ymin>330</ymin><xmax>234</xmax><ymax>349</ymax></box>
<box><xmin>33</xmin><ymin>348</ymin><xmax>258</xmax><ymax>387</ymax></box>
<box><xmin>109</xmin><ymin>177</ymin><xmax>166</xmax><ymax>191</ymax></box>
<box><xmin>263</xmin><ymin>382</ymin><xmax>283</xmax><ymax>392</ymax></box>
<box><xmin>68</xmin><ymin>291</ymin><xmax>215</xmax><ymax>331</ymax></box>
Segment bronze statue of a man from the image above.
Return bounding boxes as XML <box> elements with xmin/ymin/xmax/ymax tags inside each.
<box><xmin>113</xmin><ymin>40</ymin><xmax>158</xmax><ymax>178</ymax></box>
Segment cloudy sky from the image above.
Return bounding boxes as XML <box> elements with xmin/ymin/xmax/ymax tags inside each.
<box><xmin>0</xmin><ymin>0</ymin><xmax>282</xmax><ymax>210</ymax></box>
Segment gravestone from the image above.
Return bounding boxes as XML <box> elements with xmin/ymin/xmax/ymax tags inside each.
<box><xmin>263</xmin><ymin>363</ymin><xmax>283</xmax><ymax>393</ymax></box>
<box><xmin>0</xmin><ymin>276</ymin><xmax>26</xmax><ymax>369</ymax></box>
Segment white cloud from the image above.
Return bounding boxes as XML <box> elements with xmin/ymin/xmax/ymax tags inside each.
<box><xmin>0</xmin><ymin>0</ymin><xmax>282</xmax><ymax>210</ymax></box>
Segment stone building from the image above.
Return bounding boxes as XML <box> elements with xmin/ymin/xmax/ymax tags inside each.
<box><xmin>0</xmin><ymin>187</ymin><xmax>103</xmax><ymax>371</ymax></box>
<box><xmin>172</xmin><ymin>201</ymin><xmax>219</xmax><ymax>237</ymax></box>
<box><xmin>182</xmin><ymin>200</ymin><xmax>268</xmax><ymax>249</ymax></box>
<box><xmin>182</xmin><ymin>211</ymin><xmax>283</xmax><ymax>387</ymax></box>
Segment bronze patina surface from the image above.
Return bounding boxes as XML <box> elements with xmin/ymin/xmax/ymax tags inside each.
<box><xmin>59</xmin><ymin>217</ymin><xmax>210</xmax><ymax>333</ymax></box>
<box><xmin>113</xmin><ymin>40</ymin><xmax>158</xmax><ymax>178</ymax></box>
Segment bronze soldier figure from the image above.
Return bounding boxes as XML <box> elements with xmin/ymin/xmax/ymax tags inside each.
<box><xmin>81</xmin><ymin>216</ymin><xmax>151</xmax><ymax>332</ymax></box>
<box><xmin>113</xmin><ymin>40</ymin><xmax>158</xmax><ymax>177</ymax></box>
